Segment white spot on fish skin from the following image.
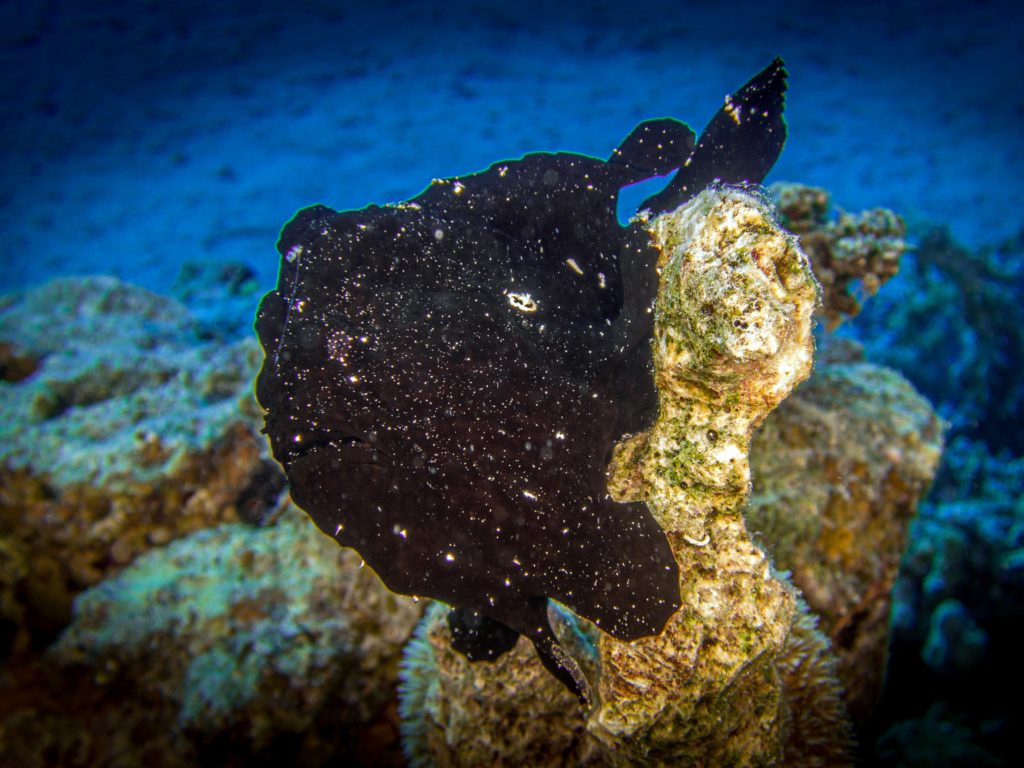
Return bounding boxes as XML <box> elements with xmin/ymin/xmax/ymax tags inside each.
<box><xmin>434</xmin><ymin>228</ymin><xmax>445</xmax><ymax>241</ymax></box>
<box><xmin>507</xmin><ymin>292</ymin><xmax>538</xmax><ymax>313</ymax></box>
<box><xmin>723</xmin><ymin>94</ymin><xmax>742</xmax><ymax>125</ymax></box>
<box><xmin>453</xmin><ymin>181</ymin><xmax>465</xmax><ymax>195</ymax></box>
<box><xmin>445</xmin><ymin>552</ymin><xmax>456</xmax><ymax>562</ymax></box>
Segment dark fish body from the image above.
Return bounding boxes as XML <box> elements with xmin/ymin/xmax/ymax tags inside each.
<box><xmin>255</xmin><ymin>59</ymin><xmax>787</xmax><ymax>694</ymax></box>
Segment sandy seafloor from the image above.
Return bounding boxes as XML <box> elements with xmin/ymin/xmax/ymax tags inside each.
<box><xmin>2</xmin><ymin>0</ymin><xmax>1023</xmax><ymax>764</ymax></box>
<box><xmin>1</xmin><ymin>0</ymin><xmax>1022</xmax><ymax>297</ymax></box>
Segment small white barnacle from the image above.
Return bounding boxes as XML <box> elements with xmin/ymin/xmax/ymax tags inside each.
<box><xmin>565</xmin><ymin>258</ymin><xmax>584</xmax><ymax>275</ymax></box>
<box><xmin>683</xmin><ymin>533</ymin><xmax>711</xmax><ymax>547</ymax></box>
<box><xmin>285</xmin><ymin>244</ymin><xmax>304</xmax><ymax>263</ymax></box>
<box><xmin>507</xmin><ymin>291</ymin><xmax>538</xmax><ymax>313</ymax></box>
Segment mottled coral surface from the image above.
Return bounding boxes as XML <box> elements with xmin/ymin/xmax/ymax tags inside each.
<box><xmin>748</xmin><ymin>362</ymin><xmax>943</xmax><ymax>721</ymax></box>
<box><xmin>0</xmin><ymin>278</ymin><xmax>269</xmax><ymax>655</ymax></box>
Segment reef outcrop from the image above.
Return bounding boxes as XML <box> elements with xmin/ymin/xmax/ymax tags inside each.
<box><xmin>771</xmin><ymin>182</ymin><xmax>906</xmax><ymax>330</ymax></box>
<box><xmin>0</xmin><ymin>276</ymin><xmax>426</xmax><ymax>767</ymax></box>
<box><xmin>0</xmin><ymin>277</ymin><xmax>273</xmax><ymax>655</ymax></box>
<box><xmin>0</xmin><ymin>504</ymin><xmax>420</xmax><ymax>767</ymax></box>
<box><xmin>747</xmin><ymin>361</ymin><xmax>944</xmax><ymax>721</ymax></box>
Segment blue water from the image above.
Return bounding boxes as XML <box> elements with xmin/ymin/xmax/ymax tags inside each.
<box><xmin>2</xmin><ymin>1</ymin><xmax>1021</xmax><ymax>297</ymax></box>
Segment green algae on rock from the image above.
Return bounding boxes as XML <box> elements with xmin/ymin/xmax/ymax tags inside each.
<box><xmin>592</xmin><ymin>184</ymin><xmax>823</xmax><ymax>765</ymax></box>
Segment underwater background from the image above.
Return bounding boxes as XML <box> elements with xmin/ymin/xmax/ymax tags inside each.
<box><xmin>1</xmin><ymin>1</ymin><xmax>1022</xmax><ymax>766</ymax></box>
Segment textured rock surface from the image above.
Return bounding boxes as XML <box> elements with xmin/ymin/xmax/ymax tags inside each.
<box><xmin>775</xmin><ymin>600</ymin><xmax>854</xmax><ymax>766</ymax></box>
<box><xmin>747</xmin><ymin>362</ymin><xmax>944</xmax><ymax>721</ymax></box>
<box><xmin>398</xmin><ymin>187</ymin><xmax>853</xmax><ymax>766</ymax></box>
<box><xmin>0</xmin><ymin>277</ymin><xmax>273</xmax><ymax>653</ymax></box>
<box><xmin>0</xmin><ymin>505</ymin><xmax>421</xmax><ymax>767</ymax></box>
<box><xmin>399</xmin><ymin>602</ymin><xmax>602</xmax><ymax>768</ymax></box>
<box><xmin>401</xmin><ymin>596</ymin><xmax>851</xmax><ymax>768</ymax></box>
<box><xmin>772</xmin><ymin>182</ymin><xmax>905</xmax><ymax>330</ymax></box>
<box><xmin>593</xmin><ymin>186</ymin><xmax>821</xmax><ymax>765</ymax></box>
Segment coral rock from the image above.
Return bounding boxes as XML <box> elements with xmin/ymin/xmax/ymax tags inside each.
<box><xmin>0</xmin><ymin>506</ymin><xmax>421</xmax><ymax>767</ymax></box>
<box><xmin>399</xmin><ymin>602</ymin><xmax>603</xmax><ymax>768</ymax></box>
<box><xmin>747</xmin><ymin>362</ymin><xmax>944</xmax><ymax>721</ymax></box>
<box><xmin>772</xmin><ymin>182</ymin><xmax>906</xmax><ymax>329</ymax></box>
<box><xmin>0</xmin><ymin>277</ymin><xmax>274</xmax><ymax>653</ymax></box>
<box><xmin>593</xmin><ymin>185</ymin><xmax>820</xmax><ymax>766</ymax></box>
